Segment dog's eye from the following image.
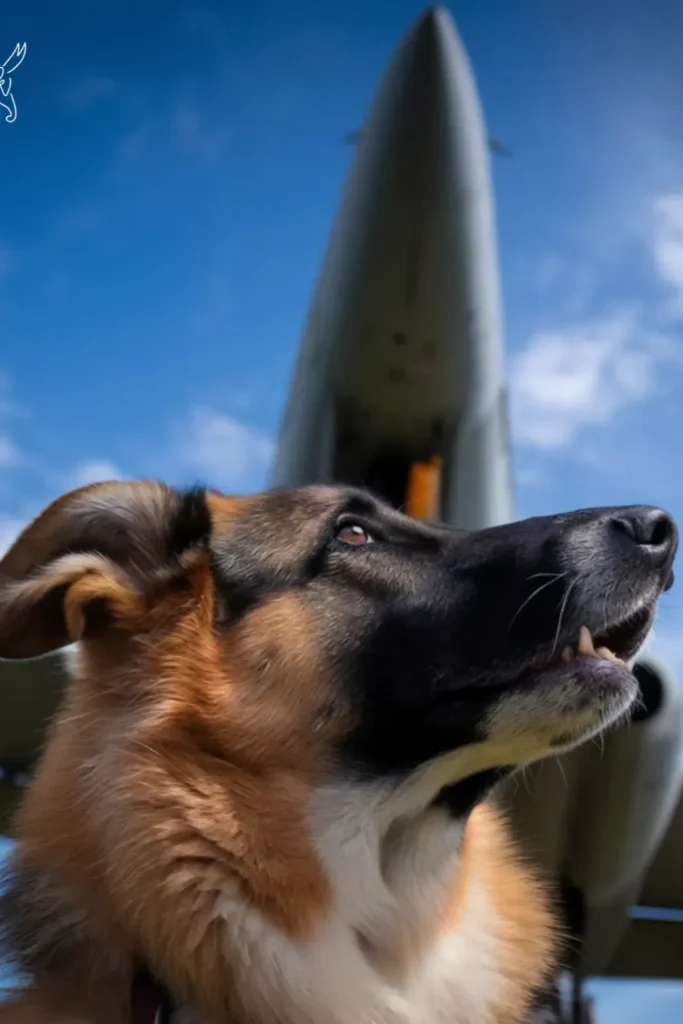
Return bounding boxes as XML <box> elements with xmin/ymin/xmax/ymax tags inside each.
<box><xmin>337</xmin><ymin>523</ymin><xmax>374</xmax><ymax>547</ymax></box>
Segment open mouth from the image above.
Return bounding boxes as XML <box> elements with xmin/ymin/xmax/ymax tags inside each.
<box><xmin>439</xmin><ymin>605</ymin><xmax>657</xmax><ymax>709</ymax></box>
<box><xmin>561</xmin><ymin>626</ymin><xmax>626</xmax><ymax>666</ymax></box>
<box><xmin>519</xmin><ymin>603</ymin><xmax>655</xmax><ymax>703</ymax></box>
<box><xmin>487</xmin><ymin>604</ymin><xmax>656</xmax><ymax>693</ymax></box>
<box><xmin>590</xmin><ymin>605</ymin><xmax>653</xmax><ymax>660</ymax></box>
<box><xmin>560</xmin><ymin>604</ymin><xmax>653</xmax><ymax>668</ymax></box>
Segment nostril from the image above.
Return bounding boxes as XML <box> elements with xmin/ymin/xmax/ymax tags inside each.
<box><xmin>649</xmin><ymin>514</ymin><xmax>672</xmax><ymax>549</ymax></box>
<box><xmin>611</xmin><ymin>516</ymin><xmax>637</xmax><ymax>543</ymax></box>
<box><xmin>610</xmin><ymin>507</ymin><xmax>678</xmax><ymax>561</ymax></box>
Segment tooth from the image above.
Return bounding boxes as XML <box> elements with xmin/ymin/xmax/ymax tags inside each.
<box><xmin>558</xmin><ymin>627</ymin><xmax>625</xmax><ymax>667</ymax></box>
<box><xmin>578</xmin><ymin>626</ymin><xmax>596</xmax><ymax>656</ymax></box>
<box><xmin>595</xmin><ymin>646</ymin><xmax>625</xmax><ymax>665</ymax></box>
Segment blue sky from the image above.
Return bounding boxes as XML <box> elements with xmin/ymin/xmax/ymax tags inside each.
<box><xmin>2</xmin><ymin>0</ymin><xmax>683</xmax><ymax>1017</ymax></box>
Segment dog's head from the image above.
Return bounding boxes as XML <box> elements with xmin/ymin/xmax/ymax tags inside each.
<box><xmin>0</xmin><ymin>481</ymin><xmax>676</xmax><ymax>789</ymax></box>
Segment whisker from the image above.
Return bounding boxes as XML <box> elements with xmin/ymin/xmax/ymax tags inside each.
<box><xmin>602</xmin><ymin>590</ymin><xmax>609</xmax><ymax>637</ymax></box>
<box><xmin>551</xmin><ymin>577</ymin><xmax>579</xmax><ymax>657</ymax></box>
<box><xmin>589</xmin><ymin>730</ymin><xmax>606</xmax><ymax>757</ymax></box>
<box><xmin>508</xmin><ymin>572</ymin><xmax>568</xmax><ymax>634</ymax></box>
<box><xmin>555</xmin><ymin>757</ymin><xmax>568</xmax><ymax>789</ymax></box>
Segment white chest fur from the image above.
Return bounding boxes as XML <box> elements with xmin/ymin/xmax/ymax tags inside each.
<box><xmin>174</xmin><ymin>778</ymin><xmax>507</xmax><ymax>1024</ymax></box>
<box><xmin>173</xmin><ymin>887</ymin><xmax>503</xmax><ymax>1024</ymax></box>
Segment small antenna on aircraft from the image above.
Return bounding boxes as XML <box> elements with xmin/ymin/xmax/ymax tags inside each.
<box><xmin>488</xmin><ymin>136</ymin><xmax>512</xmax><ymax>158</ymax></box>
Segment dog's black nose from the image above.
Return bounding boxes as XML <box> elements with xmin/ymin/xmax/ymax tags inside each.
<box><xmin>610</xmin><ymin>507</ymin><xmax>678</xmax><ymax>571</ymax></box>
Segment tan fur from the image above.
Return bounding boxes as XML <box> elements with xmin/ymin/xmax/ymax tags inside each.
<box><xmin>9</xmin><ymin>566</ymin><xmax>336</xmax><ymax>1018</ymax></box>
<box><xmin>464</xmin><ymin>805</ymin><xmax>560</xmax><ymax>1023</ymax></box>
<box><xmin>0</xmin><ymin>482</ymin><xmax>559</xmax><ymax>1023</ymax></box>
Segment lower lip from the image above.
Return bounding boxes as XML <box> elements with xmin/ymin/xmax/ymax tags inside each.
<box><xmin>541</xmin><ymin>652</ymin><xmax>637</xmax><ymax>690</ymax></box>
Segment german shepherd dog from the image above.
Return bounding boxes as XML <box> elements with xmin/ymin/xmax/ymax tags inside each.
<box><xmin>0</xmin><ymin>482</ymin><xmax>676</xmax><ymax>1023</ymax></box>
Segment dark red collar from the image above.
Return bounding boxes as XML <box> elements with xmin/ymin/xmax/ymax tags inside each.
<box><xmin>130</xmin><ymin>971</ymin><xmax>173</xmax><ymax>1024</ymax></box>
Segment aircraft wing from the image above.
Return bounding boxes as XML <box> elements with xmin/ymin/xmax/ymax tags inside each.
<box><xmin>502</xmin><ymin>778</ymin><xmax>683</xmax><ymax>982</ymax></box>
<box><xmin>603</xmin><ymin>789</ymin><xmax>683</xmax><ymax>979</ymax></box>
<box><xmin>637</xmin><ymin>782</ymin><xmax>683</xmax><ymax>912</ymax></box>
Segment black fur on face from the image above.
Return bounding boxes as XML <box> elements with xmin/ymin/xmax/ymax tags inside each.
<box><xmin>210</xmin><ymin>486</ymin><xmax>677</xmax><ymax>781</ymax></box>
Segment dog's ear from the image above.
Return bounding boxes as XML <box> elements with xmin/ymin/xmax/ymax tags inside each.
<box><xmin>0</xmin><ymin>481</ymin><xmax>212</xmax><ymax>659</ymax></box>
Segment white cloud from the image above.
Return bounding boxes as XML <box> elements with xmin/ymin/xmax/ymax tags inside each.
<box><xmin>178</xmin><ymin>408</ymin><xmax>274</xmax><ymax>490</ymax></box>
<box><xmin>510</xmin><ymin>307</ymin><xmax>679</xmax><ymax>450</ymax></box>
<box><xmin>66</xmin><ymin>460</ymin><xmax>125</xmax><ymax>489</ymax></box>
<box><xmin>512</xmin><ymin>190</ymin><xmax>683</xmax><ymax>455</ymax></box>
